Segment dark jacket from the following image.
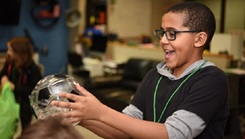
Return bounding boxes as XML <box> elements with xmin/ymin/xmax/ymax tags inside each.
<box><xmin>0</xmin><ymin>60</ymin><xmax>42</xmax><ymax>129</ymax></box>
<box><xmin>0</xmin><ymin>61</ymin><xmax>42</xmax><ymax>103</ymax></box>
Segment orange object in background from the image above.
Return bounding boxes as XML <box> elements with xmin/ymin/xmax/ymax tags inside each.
<box><xmin>99</xmin><ymin>11</ymin><xmax>106</xmax><ymax>24</ymax></box>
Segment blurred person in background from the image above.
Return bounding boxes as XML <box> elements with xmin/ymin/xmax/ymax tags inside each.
<box><xmin>0</xmin><ymin>36</ymin><xmax>42</xmax><ymax>131</ymax></box>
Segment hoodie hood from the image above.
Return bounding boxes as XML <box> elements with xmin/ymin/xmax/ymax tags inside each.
<box><xmin>156</xmin><ymin>60</ymin><xmax>215</xmax><ymax>80</ymax></box>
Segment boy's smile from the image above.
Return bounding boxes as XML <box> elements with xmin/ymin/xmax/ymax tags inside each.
<box><xmin>165</xmin><ymin>49</ymin><xmax>175</xmax><ymax>59</ymax></box>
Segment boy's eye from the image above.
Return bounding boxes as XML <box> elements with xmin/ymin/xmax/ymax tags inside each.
<box><xmin>168</xmin><ymin>30</ymin><xmax>175</xmax><ymax>36</ymax></box>
<box><xmin>166</xmin><ymin>30</ymin><xmax>176</xmax><ymax>38</ymax></box>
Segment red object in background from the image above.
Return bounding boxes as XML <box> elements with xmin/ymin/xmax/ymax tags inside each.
<box><xmin>99</xmin><ymin>11</ymin><xmax>105</xmax><ymax>24</ymax></box>
<box><xmin>37</xmin><ymin>4</ymin><xmax>60</xmax><ymax>18</ymax></box>
<box><xmin>53</xmin><ymin>4</ymin><xmax>60</xmax><ymax>18</ymax></box>
<box><xmin>38</xmin><ymin>10</ymin><xmax>53</xmax><ymax>18</ymax></box>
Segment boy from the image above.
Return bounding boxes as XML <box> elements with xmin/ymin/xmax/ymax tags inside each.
<box><xmin>51</xmin><ymin>2</ymin><xmax>229</xmax><ymax>139</ymax></box>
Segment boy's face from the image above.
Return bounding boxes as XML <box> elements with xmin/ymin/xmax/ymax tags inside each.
<box><xmin>160</xmin><ymin>12</ymin><xmax>201</xmax><ymax>73</ymax></box>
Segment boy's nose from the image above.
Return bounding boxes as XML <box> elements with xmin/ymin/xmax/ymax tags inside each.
<box><xmin>160</xmin><ymin>35</ymin><xmax>169</xmax><ymax>45</ymax></box>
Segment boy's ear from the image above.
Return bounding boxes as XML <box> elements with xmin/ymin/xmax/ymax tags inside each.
<box><xmin>194</xmin><ymin>32</ymin><xmax>207</xmax><ymax>48</ymax></box>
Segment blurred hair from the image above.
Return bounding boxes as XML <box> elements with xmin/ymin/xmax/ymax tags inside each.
<box><xmin>17</xmin><ymin>116</ymin><xmax>84</xmax><ymax>139</ymax></box>
<box><xmin>164</xmin><ymin>1</ymin><xmax>216</xmax><ymax>48</ymax></box>
<box><xmin>7</xmin><ymin>36</ymin><xmax>33</xmax><ymax>68</ymax></box>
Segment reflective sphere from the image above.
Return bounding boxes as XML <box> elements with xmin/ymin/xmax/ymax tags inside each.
<box><xmin>30</xmin><ymin>74</ymin><xmax>80</xmax><ymax>120</ymax></box>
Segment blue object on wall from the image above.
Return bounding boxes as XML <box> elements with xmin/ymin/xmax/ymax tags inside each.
<box><xmin>0</xmin><ymin>0</ymin><xmax>69</xmax><ymax>76</ymax></box>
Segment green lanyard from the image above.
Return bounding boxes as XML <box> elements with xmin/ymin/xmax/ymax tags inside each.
<box><xmin>153</xmin><ymin>60</ymin><xmax>207</xmax><ymax>122</ymax></box>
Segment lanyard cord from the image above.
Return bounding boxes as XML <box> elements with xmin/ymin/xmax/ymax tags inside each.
<box><xmin>153</xmin><ymin>60</ymin><xmax>207</xmax><ymax>122</ymax></box>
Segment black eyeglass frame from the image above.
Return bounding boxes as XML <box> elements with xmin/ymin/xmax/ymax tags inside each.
<box><xmin>154</xmin><ymin>29</ymin><xmax>202</xmax><ymax>41</ymax></box>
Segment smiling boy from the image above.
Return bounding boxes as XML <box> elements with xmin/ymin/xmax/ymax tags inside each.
<box><xmin>51</xmin><ymin>2</ymin><xmax>229</xmax><ymax>139</ymax></box>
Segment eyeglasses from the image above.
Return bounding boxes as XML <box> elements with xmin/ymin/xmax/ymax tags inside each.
<box><xmin>154</xmin><ymin>29</ymin><xmax>201</xmax><ymax>41</ymax></box>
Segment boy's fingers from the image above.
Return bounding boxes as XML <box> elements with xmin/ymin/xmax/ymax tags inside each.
<box><xmin>58</xmin><ymin>92</ymin><xmax>81</xmax><ymax>102</ymax></box>
<box><xmin>76</xmin><ymin>84</ymin><xmax>92</xmax><ymax>97</ymax></box>
<box><xmin>51</xmin><ymin>100</ymin><xmax>75</xmax><ymax>109</ymax></box>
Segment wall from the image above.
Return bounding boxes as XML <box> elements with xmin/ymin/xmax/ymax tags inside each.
<box><xmin>225</xmin><ymin>0</ymin><xmax>245</xmax><ymax>32</ymax></box>
<box><xmin>150</xmin><ymin>0</ymin><xmax>183</xmax><ymax>39</ymax></box>
<box><xmin>200</xmin><ymin>0</ymin><xmax>221</xmax><ymax>32</ymax></box>
<box><xmin>200</xmin><ymin>0</ymin><xmax>245</xmax><ymax>33</ymax></box>
<box><xmin>78</xmin><ymin>0</ymin><xmax>87</xmax><ymax>35</ymax></box>
<box><xmin>210</xmin><ymin>33</ymin><xmax>244</xmax><ymax>59</ymax></box>
<box><xmin>68</xmin><ymin>0</ymin><xmax>80</xmax><ymax>52</ymax></box>
<box><xmin>107</xmin><ymin>0</ymin><xmax>152</xmax><ymax>38</ymax></box>
<box><xmin>0</xmin><ymin>0</ymin><xmax>70</xmax><ymax>76</ymax></box>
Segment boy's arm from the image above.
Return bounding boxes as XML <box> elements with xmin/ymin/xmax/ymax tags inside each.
<box><xmin>79</xmin><ymin>120</ymin><xmax>131</xmax><ymax>139</ymax></box>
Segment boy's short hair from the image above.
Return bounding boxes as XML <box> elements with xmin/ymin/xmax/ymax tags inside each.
<box><xmin>164</xmin><ymin>1</ymin><xmax>216</xmax><ymax>47</ymax></box>
<box><xmin>17</xmin><ymin>116</ymin><xmax>84</xmax><ymax>139</ymax></box>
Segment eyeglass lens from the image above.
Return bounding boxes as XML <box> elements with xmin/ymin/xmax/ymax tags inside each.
<box><xmin>155</xmin><ymin>30</ymin><xmax>176</xmax><ymax>41</ymax></box>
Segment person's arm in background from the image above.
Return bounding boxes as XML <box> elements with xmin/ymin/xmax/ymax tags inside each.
<box><xmin>0</xmin><ymin>62</ymin><xmax>15</xmax><ymax>90</ymax></box>
<box><xmin>0</xmin><ymin>62</ymin><xmax>9</xmax><ymax>82</ymax></box>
